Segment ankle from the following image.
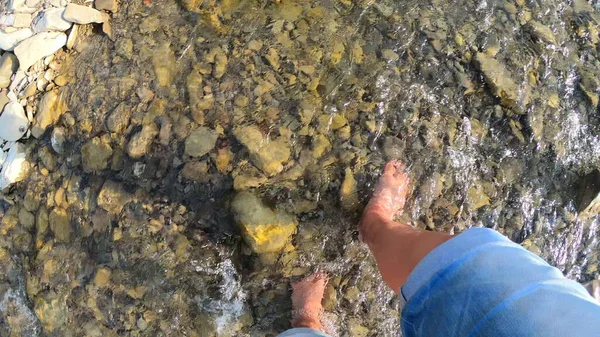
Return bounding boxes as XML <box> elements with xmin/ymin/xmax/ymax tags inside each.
<box><xmin>292</xmin><ymin>316</ymin><xmax>322</xmax><ymax>330</ymax></box>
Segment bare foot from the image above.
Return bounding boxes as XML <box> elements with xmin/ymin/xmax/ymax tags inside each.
<box><xmin>359</xmin><ymin>160</ymin><xmax>410</xmax><ymax>242</ymax></box>
<box><xmin>291</xmin><ymin>273</ymin><xmax>328</xmax><ymax>331</ymax></box>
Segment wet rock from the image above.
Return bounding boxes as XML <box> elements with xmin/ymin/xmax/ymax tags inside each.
<box><xmin>206</xmin><ymin>46</ymin><xmax>228</xmax><ymax>79</ymax></box>
<box><xmin>233</xmin><ymin>166</ymin><xmax>268</xmax><ymax>190</ymax></box>
<box><xmin>180</xmin><ymin>161</ymin><xmax>209</xmax><ymax>182</ymax></box>
<box><xmin>231</xmin><ymin>191</ymin><xmax>297</xmax><ymax>254</ymax></box>
<box><xmin>49</xmin><ymin>207</ymin><xmax>70</xmax><ymax>242</ymax></box>
<box><xmin>473</xmin><ymin>53</ymin><xmax>529</xmax><ymax>111</ymax></box>
<box><xmin>32</xmin><ymin>8</ymin><xmax>72</xmax><ymax>33</ymax></box>
<box><xmin>0</xmin><ymin>28</ymin><xmax>33</xmax><ymax>51</ymax></box>
<box><xmin>32</xmin><ymin>90</ymin><xmax>61</xmax><ymax>138</ymax></box>
<box><xmin>97</xmin><ymin>180</ymin><xmax>132</xmax><ymax>214</ymax></box>
<box><xmin>348</xmin><ymin>319</ymin><xmax>369</xmax><ymax>337</ymax></box>
<box><xmin>82</xmin><ymin>137</ymin><xmax>113</xmax><ymax>172</ymax></box>
<box><xmin>106</xmin><ymin>102</ymin><xmax>131</xmax><ymax>133</ymax></box>
<box><xmin>311</xmin><ymin>134</ymin><xmax>331</xmax><ymax>159</ymax></box>
<box><xmin>0</xmin><ymin>102</ymin><xmax>28</xmax><ymax>141</ymax></box>
<box><xmin>184</xmin><ymin>127</ymin><xmax>218</xmax><ymax>158</ymax></box>
<box><xmin>94</xmin><ymin>268</ymin><xmax>111</xmax><ymax>287</ymax></box>
<box><xmin>0</xmin><ymin>52</ymin><xmax>18</xmax><ymax>88</ymax></box>
<box><xmin>340</xmin><ymin>167</ymin><xmax>360</xmax><ymax>211</ymax></box>
<box><xmin>50</xmin><ymin>127</ymin><xmax>66</xmax><ymax>154</ymax></box>
<box><xmin>18</xmin><ymin>208</ymin><xmax>35</xmax><ymax>229</ymax></box>
<box><xmin>14</xmin><ymin>32</ymin><xmax>67</xmax><ymax>71</ymax></box>
<box><xmin>95</xmin><ymin>0</ymin><xmax>118</xmax><ymax>12</ymax></box>
<box><xmin>215</xmin><ymin>147</ymin><xmax>232</xmax><ymax>173</ymax></box>
<box><xmin>152</xmin><ymin>43</ymin><xmax>176</xmax><ymax>87</ymax></box>
<box><xmin>382</xmin><ymin>49</ymin><xmax>399</xmax><ymax>62</ymax></box>
<box><xmin>383</xmin><ymin>136</ymin><xmax>404</xmax><ymax>159</ymax></box>
<box><xmin>233</xmin><ymin>125</ymin><xmax>291</xmax><ymax>176</ymax></box>
<box><xmin>115</xmin><ymin>38</ymin><xmax>133</xmax><ymax>59</ymax></box>
<box><xmin>127</xmin><ymin>123</ymin><xmax>159</xmax><ymax>159</ymax></box>
<box><xmin>64</xmin><ymin>4</ymin><xmax>108</xmax><ymax>24</ymax></box>
<box><xmin>468</xmin><ymin>184</ymin><xmax>490</xmax><ymax>211</ymax></box>
<box><xmin>526</xmin><ymin>21</ymin><xmax>557</xmax><ymax>45</ymax></box>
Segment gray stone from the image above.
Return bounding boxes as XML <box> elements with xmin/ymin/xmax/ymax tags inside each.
<box><xmin>14</xmin><ymin>32</ymin><xmax>67</xmax><ymax>71</ymax></box>
<box><xmin>95</xmin><ymin>0</ymin><xmax>118</xmax><ymax>12</ymax></box>
<box><xmin>0</xmin><ymin>52</ymin><xmax>18</xmax><ymax>88</ymax></box>
<box><xmin>64</xmin><ymin>4</ymin><xmax>108</xmax><ymax>24</ymax></box>
<box><xmin>526</xmin><ymin>21</ymin><xmax>557</xmax><ymax>45</ymax></box>
<box><xmin>82</xmin><ymin>137</ymin><xmax>113</xmax><ymax>172</ymax></box>
<box><xmin>231</xmin><ymin>191</ymin><xmax>297</xmax><ymax>254</ymax></box>
<box><xmin>18</xmin><ymin>208</ymin><xmax>35</xmax><ymax>229</ymax></box>
<box><xmin>51</xmin><ymin>127</ymin><xmax>66</xmax><ymax>154</ymax></box>
<box><xmin>127</xmin><ymin>124</ymin><xmax>158</xmax><ymax>158</ymax></box>
<box><xmin>184</xmin><ymin>127</ymin><xmax>218</xmax><ymax>158</ymax></box>
<box><xmin>32</xmin><ymin>8</ymin><xmax>73</xmax><ymax>33</ymax></box>
<box><xmin>233</xmin><ymin>125</ymin><xmax>290</xmax><ymax>176</ymax></box>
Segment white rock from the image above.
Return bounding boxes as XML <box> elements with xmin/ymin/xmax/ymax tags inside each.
<box><xmin>33</xmin><ymin>8</ymin><xmax>73</xmax><ymax>33</ymax></box>
<box><xmin>66</xmin><ymin>24</ymin><xmax>79</xmax><ymax>49</ymax></box>
<box><xmin>0</xmin><ymin>102</ymin><xmax>28</xmax><ymax>141</ymax></box>
<box><xmin>25</xmin><ymin>0</ymin><xmax>42</xmax><ymax>7</ymax></box>
<box><xmin>0</xmin><ymin>150</ymin><xmax>6</xmax><ymax>168</ymax></box>
<box><xmin>64</xmin><ymin>4</ymin><xmax>108</xmax><ymax>24</ymax></box>
<box><xmin>14</xmin><ymin>32</ymin><xmax>67</xmax><ymax>71</ymax></box>
<box><xmin>0</xmin><ymin>142</ymin><xmax>28</xmax><ymax>190</ymax></box>
<box><xmin>0</xmin><ymin>52</ymin><xmax>19</xmax><ymax>88</ymax></box>
<box><xmin>0</xmin><ymin>28</ymin><xmax>33</xmax><ymax>51</ymax></box>
<box><xmin>7</xmin><ymin>0</ymin><xmax>37</xmax><ymax>14</ymax></box>
<box><xmin>0</xmin><ymin>13</ymin><xmax>33</xmax><ymax>28</ymax></box>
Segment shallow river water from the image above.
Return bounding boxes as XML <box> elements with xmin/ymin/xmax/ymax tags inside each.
<box><xmin>1</xmin><ymin>0</ymin><xmax>600</xmax><ymax>336</ymax></box>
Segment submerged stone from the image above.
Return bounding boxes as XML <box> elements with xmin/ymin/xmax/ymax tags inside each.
<box><xmin>231</xmin><ymin>191</ymin><xmax>297</xmax><ymax>254</ymax></box>
<box><xmin>233</xmin><ymin>125</ymin><xmax>290</xmax><ymax>176</ymax></box>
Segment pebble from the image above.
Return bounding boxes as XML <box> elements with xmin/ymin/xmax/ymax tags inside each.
<box><xmin>0</xmin><ymin>143</ymin><xmax>28</xmax><ymax>190</ymax></box>
<box><xmin>231</xmin><ymin>191</ymin><xmax>297</xmax><ymax>254</ymax></box>
<box><xmin>32</xmin><ymin>90</ymin><xmax>60</xmax><ymax>138</ymax></box>
<box><xmin>126</xmin><ymin>124</ymin><xmax>159</xmax><ymax>158</ymax></box>
<box><xmin>106</xmin><ymin>102</ymin><xmax>131</xmax><ymax>133</ymax></box>
<box><xmin>95</xmin><ymin>0</ymin><xmax>118</xmax><ymax>13</ymax></box>
<box><xmin>0</xmin><ymin>28</ymin><xmax>33</xmax><ymax>51</ymax></box>
<box><xmin>82</xmin><ymin>137</ymin><xmax>113</xmax><ymax>172</ymax></box>
<box><xmin>184</xmin><ymin>127</ymin><xmax>218</xmax><ymax>158</ymax></box>
<box><xmin>49</xmin><ymin>207</ymin><xmax>70</xmax><ymax>242</ymax></box>
<box><xmin>473</xmin><ymin>52</ymin><xmax>529</xmax><ymax>111</ymax></box>
<box><xmin>0</xmin><ymin>52</ymin><xmax>19</xmax><ymax>88</ymax></box>
<box><xmin>64</xmin><ymin>4</ymin><xmax>108</xmax><ymax>24</ymax></box>
<box><xmin>32</xmin><ymin>8</ymin><xmax>72</xmax><ymax>33</ymax></box>
<box><xmin>14</xmin><ymin>31</ymin><xmax>67</xmax><ymax>71</ymax></box>
<box><xmin>233</xmin><ymin>125</ymin><xmax>291</xmax><ymax>176</ymax></box>
<box><xmin>97</xmin><ymin>180</ymin><xmax>132</xmax><ymax>214</ymax></box>
<box><xmin>180</xmin><ymin>161</ymin><xmax>209</xmax><ymax>182</ymax></box>
<box><xmin>0</xmin><ymin>102</ymin><xmax>29</xmax><ymax>141</ymax></box>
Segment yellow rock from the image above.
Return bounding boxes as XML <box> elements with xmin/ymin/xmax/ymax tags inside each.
<box><xmin>340</xmin><ymin>167</ymin><xmax>360</xmax><ymax>211</ymax></box>
<box><xmin>548</xmin><ymin>93</ymin><xmax>560</xmax><ymax>108</ymax></box>
<box><xmin>231</xmin><ymin>191</ymin><xmax>297</xmax><ymax>254</ymax></box>
<box><xmin>330</xmin><ymin>41</ymin><xmax>345</xmax><ymax>65</ymax></box>
<box><xmin>94</xmin><ymin>268</ymin><xmax>111</xmax><ymax>287</ymax></box>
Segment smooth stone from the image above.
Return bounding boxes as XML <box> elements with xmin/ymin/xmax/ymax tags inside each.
<box><xmin>32</xmin><ymin>90</ymin><xmax>61</xmax><ymax>138</ymax></box>
<box><xmin>32</xmin><ymin>8</ymin><xmax>73</xmax><ymax>33</ymax></box>
<box><xmin>50</xmin><ymin>127</ymin><xmax>66</xmax><ymax>154</ymax></box>
<box><xmin>231</xmin><ymin>191</ymin><xmax>297</xmax><ymax>254</ymax></box>
<box><xmin>0</xmin><ymin>102</ymin><xmax>28</xmax><ymax>141</ymax></box>
<box><xmin>64</xmin><ymin>4</ymin><xmax>108</xmax><ymax>24</ymax></box>
<box><xmin>0</xmin><ymin>143</ymin><xmax>28</xmax><ymax>190</ymax></box>
<box><xmin>0</xmin><ymin>28</ymin><xmax>33</xmax><ymax>51</ymax></box>
<box><xmin>14</xmin><ymin>32</ymin><xmax>67</xmax><ymax>71</ymax></box>
<box><xmin>184</xmin><ymin>127</ymin><xmax>218</xmax><ymax>158</ymax></box>
<box><xmin>0</xmin><ymin>90</ymin><xmax>9</xmax><ymax>110</ymax></box>
<box><xmin>97</xmin><ymin>180</ymin><xmax>132</xmax><ymax>214</ymax></box>
<box><xmin>0</xmin><ymin>52</ymin><xmax>19</xmax><ymax>88</ymax></box>
<box><xmin>0</xmin><ymin>13</ymin><xmax>33</xmax><ymax>28</ymax></box>
<box><xmin>473</xmin><ymin>53</ymin><xmax>530</xmax><ymax>111</ymax></box>
<box><xmin>95</xmin><ymin>0</ymin><xmax>118</xmax><ymax>12</ymax></box>
<box><xmin>126</xmin><ymin>124</ymin><xmax>158</xmax><ymax>158</ymax></box>
<box><xmin>526</xmin><ymin>21</ymin><xmax>557</xmax><ymax>45</ymax></box>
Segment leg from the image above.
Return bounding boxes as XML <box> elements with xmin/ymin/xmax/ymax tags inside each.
<box><xmin>277</xmin><ymin>274</ymin><xmax>331</xmax><ymax>337</ymax></box>
<box><xmin>359</xmin><ymin>160</ymin><xmax>452</xmax><ymax>293</ymax></box>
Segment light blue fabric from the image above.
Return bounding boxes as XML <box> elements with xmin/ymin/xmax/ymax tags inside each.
<box><xmin>279</xmin><ymin>227</ymin><xmax>600</xmax><ymax>337</ymax></box>
<box><xmin>401</xmin><ymin>228</ymin><xmax>600</xmax><ymax>337</ymax></box>
<box><xmin>277</xmin><ymin>327</ymin><xmax>331</xmax><ymax>337</ymax></box>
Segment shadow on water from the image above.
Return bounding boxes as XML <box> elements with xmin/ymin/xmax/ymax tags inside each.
<box><xmin>1</xmin><ymin>0</ymin><xmax>600</xmax><ymax>336</ymax></box>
